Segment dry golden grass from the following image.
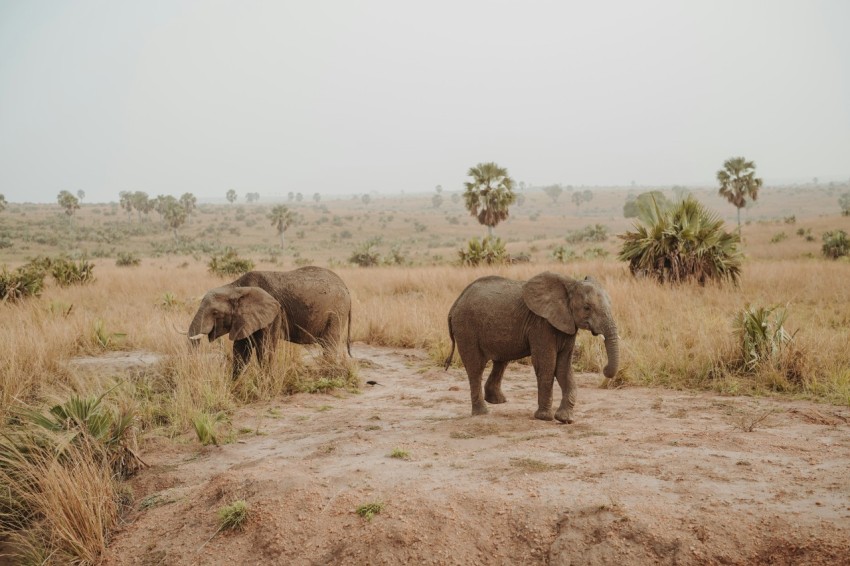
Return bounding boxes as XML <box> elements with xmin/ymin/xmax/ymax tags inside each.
<box><xmin>2</xmin><ymin>252</ymin><xmax>849</xmax><ymax>423</ymax></box>
<box><xmin>1</xmin><ymin>187</ymin><xmax>849</xmax><ymax>563</ymax></box>
<box><xmin>0</xmin><ymin>439</ymin><xmax>118</xmax><ymax>564</ymax></box>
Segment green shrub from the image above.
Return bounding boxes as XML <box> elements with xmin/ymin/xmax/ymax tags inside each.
<box><xmin>20</xmin><ymin>391</ymin><xmax>142</xmax><ymax>479</ymax></box>
<box><xmin>551</xmin><ymin>245</ymin><xmax>576</xmax><ymax>263</ymax></box>
<box><xmin>458</xmin><ymin>236</ymin><xmax>508</xmax><ymax>266</ymax></box>
<box><xmin>0</xmin><ymin>264</ymin><xmax>46</xmax><ymax>302</ymax></box>
<box><xmin>733</xmin><ymin>305</ymin><xmax>793</xmax><ymax>373</ymax></box>
<box><xmin>355</xmin><ymin>501</ymin><xmax>384</xmax><ymax>521</ymax></box>
<box><xmin>218</xmin><ymin>500</ymin><xmax>250</xmax><ymax>531</ymax></box>
<box><xmin>624</xmin><ymin>191</ymin><xmax>672</xmax><ymax>219</ymax></box>
<box><xmin>349</xmin><ymin>237</ymin><xmax>382</xmax><ymax>267</ymax></box>
<box><xmin>822</xmin><ymin>230</ymin><xmax>849</xmax><ymax>259</ymax></box>
<box><xmin>770</xmin><ymin>232</ymin><xmax>787</xmax><ymax>244</ymax></box>
<box><xmin>51</xmin><ymin>257</ymin><xmax>96</xmax><ymax>286</ymax></box>
<box><xmin>618</xmin><ymin>196</ymin><xmax>742</xmax><ymax>285</ymax></box>
<box><xmin>564</xmin><ymin>224</ymin><xmax>609</xmax><ymax>244</ymax></box>
<box><xmin>192</xmin><ymin>412</ymin><xmax>227</xmax><ymax>446</ymax></box>
<box><xmin>208</xmin><ymin>248</ymin><xmax>254</xmax><ymax>276</ymax></box>
<box><xmin>583</xmin><ymin>246</ymin><xmax>609</xmax><ymax>259</ymax></box>
<box><xmin>115</xmin><ymin>252</ymin><xmax>141</xmax><ymax>267</ymax></box>
<box><xmin>383</xmin><ymin>244</ymin><xmax>408</xmax><ymax>266</ymax></box>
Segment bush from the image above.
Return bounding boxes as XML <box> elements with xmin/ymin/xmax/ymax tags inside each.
<box><xmin>0</xmin><ymin>264</ymin><xmax>46</xmax><ymax>302</ymax></box>
<box><xmin>727</xmin><ymin>304</ymin><xmax>806</xmax><ymax>385</ymax></box>
<box><xmin>564</xmin><ymin>224</ymin><xmax>609</xmax><ymax>244</ymax></box>
<box><xmin>218</xmin><ymin>500</ymin><xmax>250</xmax><ymax>531</ymax></box>
<box><xmin>208</xmin><ymin>248</ymin><xmax>254</xmax><ymax>276</ymax></box>
<box><xmin>383</xmin><ymin>244</ymin><xmax>408</xmax><ymax>266</ymax></box>
<box><xmin>51</xmin><ymin>257</ymin><xmax>96</xmax><ymax>286</ymax></box>
<box><xmin>821</xmin><ymin>230</ymin><xmax>849</xmax><ymax>259</ymax></box>
<box><xmin>733</xmin><ymin>305</ymin><xmax>792</xmax><ymax>373</ymax></box>
<box><xmin>618</xmin><ymin>196</ymin><xmax>742</xmax><ymax>285</ymax></box>
<box><xmin>458</xmin><ymin>236</ymin><xmax>508</xmax><ymax>266</ymax></box>
<box><xmin>770</xmin><ymin>232</ymin><xmax>787</xmax><ymax>244</ymax></box>
<box><xmin>0</xmin><ymin>392</ymin><xmax>142</xmax><ymax>563</ymax></box>
<box><xmin>349</xmin><ymin>237</ymin><xmax>382</xmax><ymax>267</ymax></box>
<box><xmin>623</xmin><ymin>191</ymin><xmax>672</xmax><ymax>219</ymax></box>
<box><xmin>551</xmin><ymin>245</ymin><xmax>576</xmax><ymax>263</ymax></box>
<box><xmin>115</xmin><ymin>252</ymin><xmax>141</xmax><ymax>267</ymax></box>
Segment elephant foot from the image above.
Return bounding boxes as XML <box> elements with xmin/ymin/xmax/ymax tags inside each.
<box><xmin>471</xmin><ymin>402</ymin><xmax>489</xmax><ymax>416</ymax></box>
<box><xmin>554</xmin><ymin>409</ymin><xmax>574</xmax><ymax>424</ymax></box>
<box><xmin>485</xmin><ymin>390</ymin><xmax>507</xmax><ymax>404</ymax></box>
<box><xmin>534</xmin><ymin>408</ymin><xmax>554</xmax><ymax>421</ymax></box>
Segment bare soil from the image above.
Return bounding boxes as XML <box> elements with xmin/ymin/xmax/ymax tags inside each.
<box><xmin>104</xmin><ymin>344</ymin><xmax>850</xmax><ymax>565</ymax></box>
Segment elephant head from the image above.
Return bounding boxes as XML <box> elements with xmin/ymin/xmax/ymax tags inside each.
<box><xmin>188</xmin><ymin>286</ymin><xmax>281</xmax><ymax>345</ymax></box>
<box><xmin>522</xmin><ymin>272</ymin><xmax>619</xmax><ymax>378</ymax></box>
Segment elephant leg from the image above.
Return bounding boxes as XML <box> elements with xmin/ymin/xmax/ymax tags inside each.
<box><xmin>531</xmin><ymin>342</ymin><xmax>557</xmax><ymax>421</ymax></box>
<box><xmin>554</xmin><ymin>335</ymin><xmax>577</xmax><ymax>424</ymax></box>
<box><xmin>254</xmin><ymin>328</ymin><xmax>277</xmax><ymax>369</ymax></box>
<box><xmin>232</xmin><ymin>338</ymin><xmax>255</xmax><ymax>379</ymax></box>
<box><xmin>325</xmin><ymin>312</ymin><xmax>348</xmax><ymax>360</ymax></box>
<box><xmin>484</xmin><ymin>361</ymin><xmax>508</xmax><ymax>404</ymax></box>
<box><xmin>459</xmin><ymin>349</ymin><xmax>488</xmax><ymax>416</ymax></box>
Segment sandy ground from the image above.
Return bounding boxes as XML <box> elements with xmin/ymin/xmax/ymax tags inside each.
<box><xmin>103</xmin><ymin>344</ymin><xmax>850</xmax><ymax>565</ymax></box>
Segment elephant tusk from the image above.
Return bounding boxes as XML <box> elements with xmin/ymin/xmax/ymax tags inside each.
<box><xmin>189</xmin><ymin>333</ymin><xmax>206</xmax><ymax>341</ymax></box>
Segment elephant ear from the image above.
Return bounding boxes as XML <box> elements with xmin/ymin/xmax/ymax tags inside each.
<box><xmin>229</xmin><ymin>287</ymin><xmax>281</xmax><ymax>341</ymax></box>
<box><xmin>522</xmin><ymin>272</ymin><xmax>576</xmax><ymax>334</ymax></box>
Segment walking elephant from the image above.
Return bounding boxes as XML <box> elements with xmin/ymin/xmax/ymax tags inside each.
<box><xmin>188</xmin><ymin>266</ymin><xmax>352</xmax><ymax>378</ymax></box>
<box><xmin>444</xmin><ymin>272</ymin><xmax>619</xmax><ymax>423</ymax></box>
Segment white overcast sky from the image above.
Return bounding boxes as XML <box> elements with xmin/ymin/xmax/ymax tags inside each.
<box><xmin>1</xmin><ymin>1</ymin><xmax>848</xmax><ymax>203</ymax></box>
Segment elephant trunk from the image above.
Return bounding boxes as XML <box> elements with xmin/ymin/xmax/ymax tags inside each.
<box><xmin>601</xmin><ymin>318</ymin><xmax>619</xmax><ymax>379</ymax></box>
<box><xmin>187</xmin><ymin>310</ymin><xmax>206</xmax><ymax>349</ymax></box>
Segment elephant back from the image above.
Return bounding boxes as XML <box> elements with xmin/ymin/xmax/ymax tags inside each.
<box><xmin>231</xmin><ymin>268</ymin><xmax>351</xmax><ymax>344</ymax></box>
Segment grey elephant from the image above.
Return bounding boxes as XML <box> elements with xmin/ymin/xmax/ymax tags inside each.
<box><xmin>444</xmin><ymin>271</ymin><xmax>619</xmax><ymax>423</ymax></box>
<box><xmin>188</xmin><ymin>266</ymin><xmax>352</xmax><ymax>378</ymax></box>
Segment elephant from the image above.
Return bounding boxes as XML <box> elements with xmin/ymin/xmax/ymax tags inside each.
<box><xmin>188</xmin><ymin>266</ymin><xmax>352</xmax><ymax>378</ymax></box>
<box><xmin>444</xmin><ymin>271</ymin><xmax>619</xmax><ymax>423</ymax></box>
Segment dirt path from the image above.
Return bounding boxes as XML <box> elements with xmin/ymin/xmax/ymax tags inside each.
<box><xmin>105</xmin><ymin>344</ymin><xmax>850</xmax><ymax>565</ymax></box>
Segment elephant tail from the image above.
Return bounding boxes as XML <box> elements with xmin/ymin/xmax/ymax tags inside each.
<box><xmin>443</xmin><ymin>315</ymin><xmax>456</xmax><ymax>371</ymax></box>
<box><xmin>346</xmin><ymin>307</ymin><xmax>352</xmax><ymax>357</ymax></box>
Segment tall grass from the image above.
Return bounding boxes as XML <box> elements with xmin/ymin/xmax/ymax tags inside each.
<box><xmin>1</xmin><ymin>253</ymin><xmax>849</xmax><ymax>561</ymax></box>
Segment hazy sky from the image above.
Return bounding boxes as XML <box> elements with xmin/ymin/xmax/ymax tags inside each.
<box><xmin>1</xmin><ymin>1</ymin><xmax>848</xmax><ymax>203</ymax></box>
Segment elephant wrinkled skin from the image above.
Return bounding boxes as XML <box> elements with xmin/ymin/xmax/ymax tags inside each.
<box><xmin>188</xmin><ymin>266</ymin><xmax>352</xmax><ymax>378</ymax></box>
<box><xmin>444</xmin><ymin>271</ymin><xmax>619</xmax><ymax>423</ymax></box>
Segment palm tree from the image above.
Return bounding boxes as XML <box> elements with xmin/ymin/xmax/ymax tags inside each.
<box><xmin>717</xmin><ymin>156</ymin><xmax>763</xmax><ymax>235</ymax></box>
<box><xmin>463</xmin><ymin>162</ymin><xmax>516</xmax><ymax>237</ymax></box>
<box><xmin>179</xmin><ymin>192</ymin><xmax>197</xmax><ymax>215</ymax></box>
<box><xmin>162</xmin><ymin>199</ymin><xmax>187</xmax><ymax>242</ymax></box>
<box><xmin>618</xmin><ymin>196</ymin><xmax>742</xmax><ymax>285</ymax></box>
<box><xmin>268</xmin><ymin>205</ymin><xmax>298</xmax><ymax>249</ymax></box>
<box><xmin>56</xmin><ymin>190</ymin><xmax>80</xmax><ymax>223</ymax></box>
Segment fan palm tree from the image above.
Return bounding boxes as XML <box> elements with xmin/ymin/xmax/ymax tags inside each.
<box><xmin>268</xmin><ymin>205</ymin><xmax>298</xmax><ymax>249</ymax></box>
<box><xmin>618</xmin><ymin>196</ymin><xmax>742</xmax><ymax>285</ymax></box>
<box><xmin>161</xmin><ymin>198</ymin><xmax>187</xmax><ymax>242</ymax></box>
<box><xmin>717</xmin><ymin>156</ymin><xmax>763</xmax><ymax>235</ymax></box>
<box><xmin>56</xmin><ymin>190</ymin><xmax>80</xmax><ymax>224</ymax></box>
<box><xmin>463</xmin><ymin>162</ymin><xmax>516</xmax><ymax>237</ymax></box>
<box><xmin>179</xmin><ymin>192</ymin><xmax>197</xmax><ymax>214</ymax></box>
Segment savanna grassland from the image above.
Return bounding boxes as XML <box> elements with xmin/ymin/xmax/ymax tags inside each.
<box><xmin>1</xmin><ymin>184</ymin><xmax>850</xmax><ymax>564</ymax></box>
